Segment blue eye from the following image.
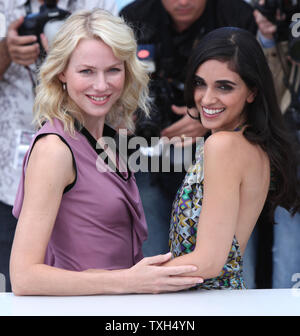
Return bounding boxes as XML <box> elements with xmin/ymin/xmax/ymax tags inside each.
<box><xmin>80</xmin><ymin>69</ymin><xmax>92</xmax><ymax>74</ymax></box>
<box><xmin>109</xmin><ymin>67</ymin><xmax>121</xmax><ymax>73</ymax></box>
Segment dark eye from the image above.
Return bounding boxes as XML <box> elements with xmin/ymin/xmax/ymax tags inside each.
<box><xmin>194</xmin><ymin>78</ymin><xmax>205</xmax><ymax>87</ymax></box>
<box><xmin>218</xmin><ymin>84</ymin><xmax>233</xmax><ymax>91</ymax></box>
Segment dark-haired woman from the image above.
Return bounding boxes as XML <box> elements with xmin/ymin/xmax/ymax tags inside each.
<box><xmin>163</xmin><ymin>27</ymin><xmax>300</xmax><ymax>289</ymax></box>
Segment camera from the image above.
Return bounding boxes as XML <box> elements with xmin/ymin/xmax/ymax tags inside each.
<box><xmin>254</xmin><ymin>0</ymin><xmax>300</xmax><ymax>62</ymax></box>
<box><xmin>135</xmin><ymin>78</ymin><xmax>182</xmax><ymax>145</ymax></box>
<box><xmin>18</xmin><ymin>0</ymin><xmax>70</xmax><ymax>51</ymax></box>
<box><xmin>135</xmin><ymin>44</ymin><xmax>182</xmax><ymax>146</ymax></box>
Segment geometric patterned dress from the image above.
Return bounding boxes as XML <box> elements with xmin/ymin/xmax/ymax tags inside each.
<box><xmin>169</xmin><ymin>137</ymin><xmax>246</xmax><ymax>289</ymax></box>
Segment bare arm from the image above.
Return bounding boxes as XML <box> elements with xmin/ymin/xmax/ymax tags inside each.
<box><xmin>163</xmin><ymin>133</ymin><xmax>242</xmax><ymax>279</ymax></box>
<box><xmin>10</xmin><ymin>135</ymin><xmax>202</xmax><ymax>296</ymax></box>
<box><xmin>0</xmin><ymin>38</ymin><xmax>11</xmax><ymax>79</ymax></box>
<box><xmin>253</xmin><ymin>7</ymin><xmax>288</xmax><ymax>102</ymax></box>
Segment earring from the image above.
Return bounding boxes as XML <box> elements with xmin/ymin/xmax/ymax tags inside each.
<box><xmin>62</xmin><ymin>82</ymin><xmax>67</xmax><ymax>91</ymax></box>
<box><xmin>186</xmin><ymin>107</ymin><xmax>201</xmax><ymax>120</ymax></box>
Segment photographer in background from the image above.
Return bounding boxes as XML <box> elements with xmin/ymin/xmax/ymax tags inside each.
<box><xmin>0</xmin><ymin>0</ymin><xmax>118</xmax><ymax>293</ymax></box>
<box><xmin>253</xmin><ymin>0</ymin><xmax>300</xmax><ymax>288</ymax></box>
<box><xmin>120</xmin><ymin>0</ymin><xmax>264</xmax><ymax>285</ymax></box>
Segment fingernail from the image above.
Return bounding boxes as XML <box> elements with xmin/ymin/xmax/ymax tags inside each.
<box><xmin>198</xmin><ymin>279</ymin><xmax>204</xmax><ymax>283</ymax></box>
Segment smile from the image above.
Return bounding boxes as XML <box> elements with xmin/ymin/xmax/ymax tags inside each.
<box><xmin>202</xmin><ymin>107</ymin><xmax>225</xmax><ymax>115</ymax></box>
<box><xmin>88</xmin><ymin>95</ymin><xmax>109</xmax><ymax>102</ymax></box>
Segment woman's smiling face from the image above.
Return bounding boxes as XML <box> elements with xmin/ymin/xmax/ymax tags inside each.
<box><xmin>193</xmin><ymin>59</ymin><xmax>255</xmax><ymax>133</ymax></box>
<box><xmin>59</xmin><ymin>38</ymin><xmax>125</xmax><ymax>126</ymax></box>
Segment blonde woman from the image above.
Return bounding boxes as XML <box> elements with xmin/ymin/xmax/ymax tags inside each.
<box><xmin>10</xmin><ymin>9</ymin><xmax>202</xmax><ymax>296</ymax></box>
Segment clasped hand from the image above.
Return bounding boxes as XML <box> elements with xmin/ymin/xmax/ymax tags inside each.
<box><xmin>126</xmin><ymin>253</ymin><xmax>203</xmax><ymax>294</ymax></box>
<box><xmin>85</xmin><ymin>253</ymin><xmax>203</xmax><ymax>294</ymax></box>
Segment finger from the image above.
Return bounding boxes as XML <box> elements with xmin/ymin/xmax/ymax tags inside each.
<box><xmin>259</xmin><ymin>19</ymin><xmax>276</xmax><ymax>30</ymax></box>
<box><xmin>167</xmin><ymin>276</ymin><xmax>203</xmax><ymax>287</ymax></box>
<box><xmin>10</xmin><ymin>48</ymin><xmax>40</xmax><ymax>65</ymax></box>
<box><xmin>12</xmin><ymin>55</ymin><xmax>39</xmax><ymax>65</ymax></box>
<box><xmin>253</xmin><ymin>10</ymin><xmax>264</xmax><ymax>23</ymax></box>
<box><xmin>10</xmin><ymin>58</ymin><xmax>37</xmax><ymax>66</ymax></box>
<box><xmin>8</xmin><ymin>16</ymin><xmax>24</xmax><ymax>31</ymax></box>
<box><xmin>40</xmin><ymin>33</ymin><xmax>49</xmax><ymax>53</ymax></box>
<box><xmin>10</xmin><ymin>43</ymin><xmax>40</xmax><ymax>57</ymax></box>
<box><xmin>171</xmin><ymin>105</ymin><xmax>187</xmax><ymax>115</ymax></box>
<box><xmin>254</xmin><ymin>10</ymin><xmax>272</xmax><ymax>25</ymax></box>
<box><xmin>10</xmin><ymin>49</ymin><xmax>40</xmax><ymax>65</ymax></box>
<box><xmin>13</xmin><ymin>53</ymin><xmax>40</xmax><ymax>64</ymax></box>
<box><xmin>161</xmin><ymin>117</ymin><xmax>190</xmax><ymax>138</ymax></box>
<box><xmin>159</xmin><ymin>277</ymin><xmax>203</xmax><ymax>293</ymax></box>
<box><xmin>7</xmin><ymin>17</ymin><xmax>38</xmax><ymax>47</ymax></box>
<box><xmin>141</xmin><ymin>252</ymin><xmax>173</xmax><ymax>265</ymax></box>
<box><xmin>162</xmin><ymin>119</ymin><xmax>206</xmax><ymax>139</ymax></box>
<box><xmin>8</xmin><ymin>34</ymin><xmax>38</xmax><ymax>47</ymax></box>
<box><xmin>160</xmin><ymin>265</ymin><xmax>198</xmax><ymax>276</ymax></box>
<box><xmin>174</xmin><ymin>137</ymin><xmax>195</xmax><ymax>148</ymax></box>
<box><xmin>265</xmin><ymin>26</ymin><xmax>276</xmax><ymax>35</ymax></box>
<box><xmin>167</xmin><ymin>133</ymin><xmax>196</xmax><ymax>147</ymax></box>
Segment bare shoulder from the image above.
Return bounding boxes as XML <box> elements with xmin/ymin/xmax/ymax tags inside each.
<box><xmin>31</xmin><ymin>134</ymin><xmax>71</xmax><ymax>158</ymax></box>
<box><xmin>204</xmin><ymin>131</ymin><xmax>242</xmax><ymax>160</ymax></box>
<box><xmin>203</xmin><ymin>131</ymin><xmax>255</xmax><ymax>181</ymax></box>
<box><xmin>27</xmin><ymin>134</ymin><xmax>74</xmax><ymax>186</ymax></box>
<box><xmin>31</xmin><ymin>134</ymin><xmax>72</xmax><ymax>162</ymax></box>
<box><xmin>204</xmin><ymin>130</ymin><xmax>265</xmax><ymax>166</ymax></box>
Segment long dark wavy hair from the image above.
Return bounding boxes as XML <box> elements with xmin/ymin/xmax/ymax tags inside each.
<box><xmin>184</xmin><ymin>27</ymin><xmax>300</xmax><ymax>220</ymax></box>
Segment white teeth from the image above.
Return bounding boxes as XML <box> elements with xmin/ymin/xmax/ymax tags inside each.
<box><xmin>202</xmin><ymin>107</ymin><xmax>225</xmax><ymax>115</ymax></box>
<box><xmin>89</xmin><ymin>95</ymin><xmax>108</xmax><ymax>101</ymax></box>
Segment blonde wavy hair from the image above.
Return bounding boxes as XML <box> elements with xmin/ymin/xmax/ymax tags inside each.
<box><xmin>33</xmin><ymin>9</ymin><xmax>150</xmax><ymax>135</ymax></box>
